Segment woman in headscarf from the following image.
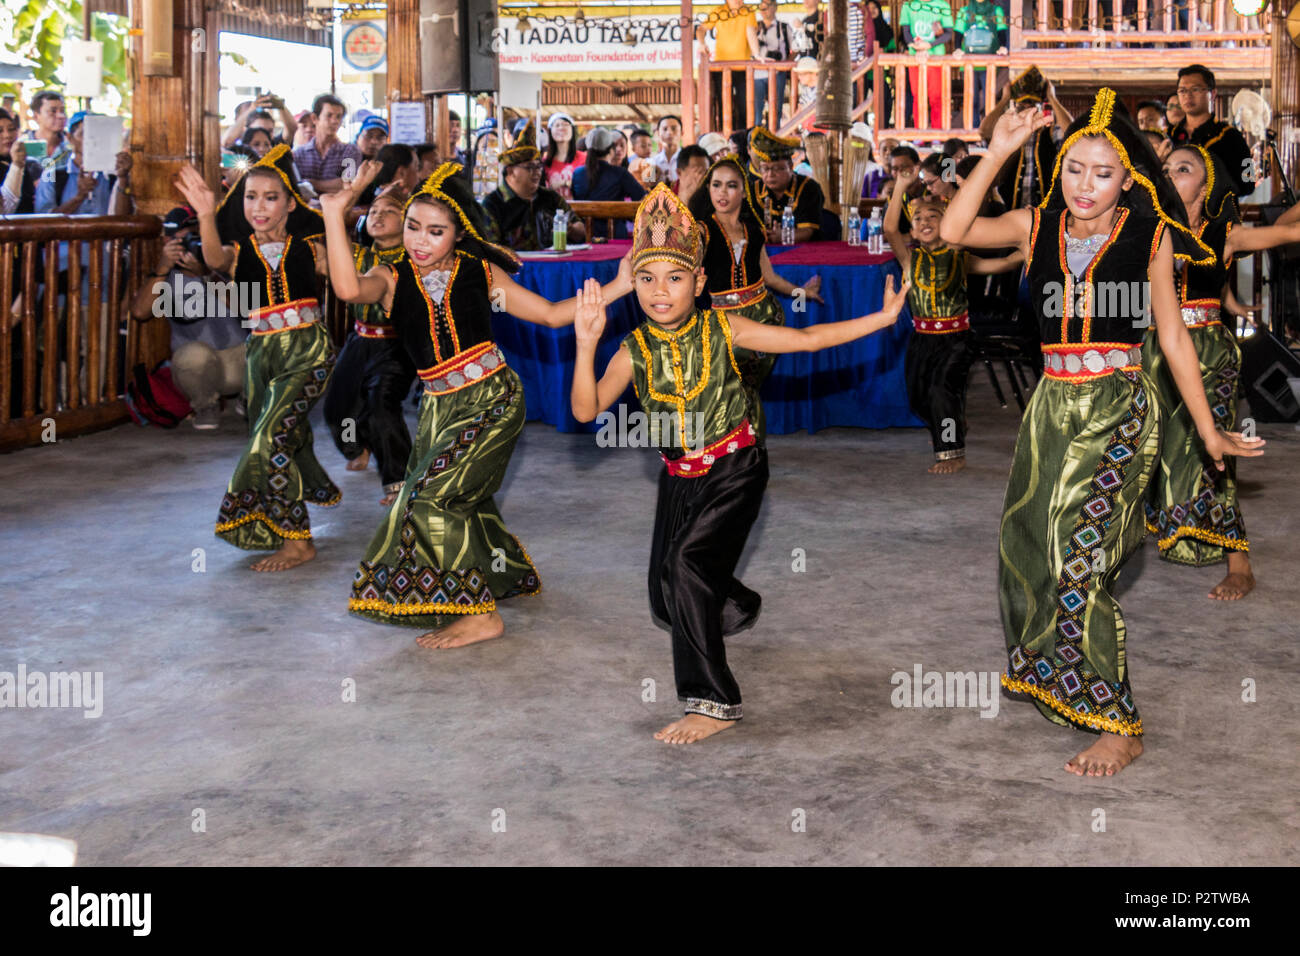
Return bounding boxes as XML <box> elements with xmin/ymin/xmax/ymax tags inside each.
<box><xmin>940</xmin><ymin>89</ymin><xmax>1264</xmax><ymax>777</ymax></box>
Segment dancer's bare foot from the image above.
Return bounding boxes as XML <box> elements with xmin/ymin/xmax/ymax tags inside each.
<box><xmin>928</xmin><ymin>457</ymin><xmax>966</xmax><ymax>475</ymax></box>
<box><xmin>1065</xmin><ymin>732</ymin><xmax>1143</xmax><ymax>777</ymax></box>
<box><xmin>346</xmin><ymin>449</ymin><xmax>370</xmax><ymax>471</ymax></box>
<box><xmin>250</xmin><ymin>538</ymin><xmax>316</xmax><ymax>572</ymax></box>
<box><xmin>379</xmin><ymin>491</ymin><xmax>398</xmax><ymax>506</ymax></box>
<box><xmin>654</xmin><ymin>713</ymin><xmax>735</xmax><ymax>744</ymax></box>
<box><xmin>415</xmin><ymin>611</ymin><xmax>504</xmax><ymax>649</ymax></box>
<box><xmin>1209</xmin><ymin>553</ymin><xmax>1255</xmax><ymax>600</ymax></box>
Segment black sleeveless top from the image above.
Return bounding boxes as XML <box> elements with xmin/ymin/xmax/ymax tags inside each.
<box><xmin>701</xmin><ymin>214</ymin><xmax>766</xmax><ymax>293</ymax></box>
<box><xmin>1178</xmin><ymin>218</ymin><xmax>1231</xmax><ymax>305</ymax></box>
<box><xmin>231</xmin><ymin>235</ymin><xmax>320</xmax><ymax>308</ymax></box>
<box><xmin>386</xmin><ymin>249</ymin><xmax>496</xmax><ymax>370</ymax></box>
<box><xmin>1026</xmin><ymin>206</ymin><xmax>1164</xmax><ymax>347</ymax></box>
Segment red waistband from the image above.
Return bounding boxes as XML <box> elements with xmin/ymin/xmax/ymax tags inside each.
<box><xmin>710</xmin><ymin>279</ymin><xmax>768</xmax><ymax>310</ymax></box>
<box><xmin>355</xmin><ymin>320</ymin><xmax>398</xmax><ymax>339</ymax></box>
<box><xmin>912</xmin><ymin>312</ymin><xmax>969</xmax><ymax>334</ymax></box>
<box><xmin>661</xmin><ymin>419</ymin><xmax>757</xmax><ymax>478</ymax></box>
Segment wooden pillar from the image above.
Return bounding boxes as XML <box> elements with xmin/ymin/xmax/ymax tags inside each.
<box><xmin>388</xmin><ymin>0</ymin><xmax>436</xmax><ymax>143</ymax></box>
<box><xmin>130</xmin><ymin>0</ymin><xmax>210</xmax><ymax>215</ymax></box>
<box><xmin>680</xmin><ymin>2</ymin><xmax>696</xmax><ymax>143</ymax></box>
<box><xmin>1271</xmin><ymin>10</ymin><xmax>1299</xmax><ymax>196</ymax></box>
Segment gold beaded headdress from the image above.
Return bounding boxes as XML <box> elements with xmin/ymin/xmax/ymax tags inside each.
<box><xmin>1009</xmin><ymin>66</ymin><xmax>1047</xmax><ymax>106</ymax></box>
<box><xmin>632</xmin><ymin>183</ymin><xmax>704</xmax><ymax>271</ymax></box>
<box><xmin>1040</xmin><ymin>87</ymin><xmax>1215</xmax><ymax>266</ymax></box>
<box><xmin>215</xmin><ymin>142</ymin><xmax>323</xmax><ymax>241</ymax></box>
<box><xmin>405</xmin><ymin>161</ymin><xmax>522</xmax><ymax>272</ymax></box>
<box><xmin>748</xmin><ymin>126</ymin><xmax>801</xmax><ymax>165</ymax></box>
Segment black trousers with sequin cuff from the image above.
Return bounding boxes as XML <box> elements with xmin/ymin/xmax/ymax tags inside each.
<box><xmin>904</xmin><ymin>329</ymin><xmax>973</xmax><ymax>459</ymax></box>
<box><xmin>648</xmin><ymin>444</ymin><xmax>769</xmax><ymax>721</ymax></box>
<box><xmin>324</xmin><ymin>333</ymin><xmax>417</xmax><ymax>488</ymax></box>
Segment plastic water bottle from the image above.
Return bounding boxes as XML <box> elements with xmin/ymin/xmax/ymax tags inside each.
<box><xmin>867</xmin><ymin>208</ymin><xmax>884</xmax><ymax>254</ymax></box>
<box><xmin>552</xmin><ymin>209</ymin><xmax>568</xmax><ymax>251</ymax></box>
<box><xmin>846</xmin><ymin>206</ymin><xmax>862</xmax><ymax>247</ymax></box>
<box><xmin>780</xmin><ymin>204</ymin><xmax>795</xmax><ymax>246</ymax></box>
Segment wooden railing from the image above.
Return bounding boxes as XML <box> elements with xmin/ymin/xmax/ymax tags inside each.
<box><xmin>1</xmin><ymin>215</ymin><xmax>164</xmax><ymax>451</ymax></box>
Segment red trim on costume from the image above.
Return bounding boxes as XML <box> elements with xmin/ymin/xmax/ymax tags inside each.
<box><xmin>661</xmin><ymin>419</ymin><xmax>757</xmax><ymax>478</ymax></box>
<box><xmin>912</xmin><ymin>312</ymin><xmax>970</xmax><ymax>334</ymax></box>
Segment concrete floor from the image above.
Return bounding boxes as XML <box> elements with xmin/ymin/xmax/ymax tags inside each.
<box><xmin>1</xmin><ymin>383</ymin><xmax>1298</xmax><ymax>866</ymax></box>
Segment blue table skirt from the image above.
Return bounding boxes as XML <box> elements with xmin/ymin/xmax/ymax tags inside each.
<box><xmin>492</xmin><ymin>255</ymin><xmax>923</xmax><ymax>434</ymax></box>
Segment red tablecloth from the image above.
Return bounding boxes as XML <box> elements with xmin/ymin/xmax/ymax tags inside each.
<box><xmin>768</xmin><ymin>242</ymin><xmax>895</xmax><ymax>266</ymax></box>
<box><xmin>517</xmin><ymin>240</ymin><xmax>631</xmax><ymax>264</ymax></box>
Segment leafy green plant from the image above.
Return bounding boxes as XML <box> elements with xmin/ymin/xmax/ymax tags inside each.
<box><xmin>1</xmin><ymin>0</ymin><xmax>130</xmax><ymax>110</ymax></box>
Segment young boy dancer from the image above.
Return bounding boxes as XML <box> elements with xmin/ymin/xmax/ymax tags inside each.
<box><xmin>570</xmin><ymin>184</ymin><xmax>910</xmax><ymax>744</ymax></box>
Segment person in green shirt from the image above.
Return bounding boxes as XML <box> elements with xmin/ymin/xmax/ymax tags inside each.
<box><xmin>899</xmin><ymin>0</ymin><xmax>955</xmax><ymax>130</ymax></box>
<box><xmin>953</xmin><ymin>1</ymin><xmax>1008</xmax><ymax>126</ymax></box>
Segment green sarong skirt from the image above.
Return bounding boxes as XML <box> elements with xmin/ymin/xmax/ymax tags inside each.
<box><xmin>348</xmin><ymin>364</ymin><xmax>541</xmax><ymax>628</ymax></box>
<box><xmin>215</xmin><ymin>322</ymin><xmax>340</xmax><ymax>549</ymax></box>
<box><xmin>1142</xmin><ymin>321</ymin><xmax>1248</xmax><ymax>565</ymax></box>
<box><xmin>999</xmin><ymin>367</ymin><xmax>1161</xmax><ymax>737</ymax></box>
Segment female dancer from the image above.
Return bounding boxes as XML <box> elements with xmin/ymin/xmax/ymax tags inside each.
<box><xmin>571</xmin><ymin>184</ymin><xmax>910</xmax><ymax>744</ymax></box>
<box><xmin>686</xmin><ymin>154</ymin><xmax>822</xmax><ymax>439</ymax></box>
<box><xmin>322</xmin><ymin>161</ymin><xmax>415</xmax><ymax>506</ymax></box>
<box><xmin>320</xmin><ymin>162</ymin><xmax>632</xmax><ymax>649</ymax></box>
<box><xmin>884</xmin><ymin>166</ymin><xmax>1023</xmax><ymax>474</ymax></box>
<box><xmin>175</xmin><ymin>144</ymin><xmax>339</xmax><ymax>572</ymax></box>
<box><xmin>1147</xmin><ymin>145</ymin><xmax>1300</xmax><ymax>599</ymax></box>
<box><xmin>940</xmin><ymin>90</ymin><xmax>1263</xmax><ymax>776</ymax></box>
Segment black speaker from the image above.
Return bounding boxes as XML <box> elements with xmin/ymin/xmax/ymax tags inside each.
<box><xmin>1239</xmin><ymin>329</ymin><xmax>1300</xmax><ymax>423</ymax></box>
<box><xmin>420</xmin><ymin>0</ymin><xmax>498</xmax><ymax>95</ymax></box>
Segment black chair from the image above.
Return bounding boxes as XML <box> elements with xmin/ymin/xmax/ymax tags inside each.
<box><xmin>967</xmin><ymin>268</ymin><xmax>1041</xmax><ymax>412</ymax></box>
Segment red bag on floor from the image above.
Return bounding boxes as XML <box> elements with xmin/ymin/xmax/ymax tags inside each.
<box><xmin>125</xmin><ymin>362</ymin><xmax>193</xmax><ymax>428</ymax></box>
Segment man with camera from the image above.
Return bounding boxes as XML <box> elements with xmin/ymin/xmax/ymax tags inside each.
<box><xmin>221</xmin><ymin>92</ymin><xmax>299</xmax><ymax>150</ymax></box>
<box><xmin>129</xmin><ymin>207</ymin><xmax>246</xmax><ymax>430</ymax></box>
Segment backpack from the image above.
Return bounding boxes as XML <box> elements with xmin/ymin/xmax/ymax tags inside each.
<box><xmin>125</xmin><ymin>362</ymin><xmax>193</xmax><ymax>428</ymax></box>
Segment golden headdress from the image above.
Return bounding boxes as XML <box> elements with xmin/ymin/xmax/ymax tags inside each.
<box><xmin>215</xmin><ymin>142</ymin><xmax>323</xmax><ymax>241</ymax></box>
<box><xmin>1180</xmin><ymin>144</ymin><xmax>1240</xmax><ymax>225</ymax></box>
<box><xmin>1040</xmin><ymin>87</ymin><xmax>1215</xmax><ymax>266</ymax></box>
<box><xmin>405</xmin><ymin>161</ymin><xmax>522</xmax><ymax>273</ymax></box>
<box><xmin>499</xmin><ymin>122</ymin><xmax>541</xmax><ymax>168</ymax></box>
<box><xmin>748</xmin><ymin>126</ymin><xmax>801</xmax><ymax>165</ymax></box>
<box><xmin>1008</xmin><ymin>66</ymin><xmax>1047</xmax><ymax>106</ymax></box>
<box><xmin>632</xmin><ymin>183</ymin><xmax>705</xmax><ymax>272</ymax></box>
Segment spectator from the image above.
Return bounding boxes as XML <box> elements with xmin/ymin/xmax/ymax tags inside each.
<box><xmin>358</xmin><ymin>143</ymin><xmax>420</xmax><ymax>208</ymax></box>
<box><xmin>942</xmin><ymin>137</ymin><xmax>969</xmax><ymax>162</ymax></box>
<box><xmin>953</xmin><ymin>0</ymin><xmax>1007</xmax><ymax>126</ymax></box>
<box><xmin>481</xmin><ymin>125</ymin><xmax>584</xmax><ymax>250</ymax></box>
<box><xmin>755</xmin><ymin>0</ymin><xmax>795</xmax><ymax>128</ymax></box>
<box><xmin>889</xmin><ymin>144</ymin><xmax>924</xmax><ymax>226</ymax></box>
<box><xmin>627</xmin><ymin>129</ymin><xmax>656</xmax><ymax>187</ymax></box>
<box><xmin>448</xmin><ymin>110</ymin><xmax>468</xmax><ymax>166</ymax></box>
<box><xmin>1168</xmin><ymin>64</ymin><xmax>1252</xmax><ymax>196</ymax></box>
<box><xmin>0</xmin><ymin>107</ymin><xmax>37</xmax><ymax>214</ymax></box>
<box><xmin>900</xmin><ymin>0</ymin><xmax>954</xmax><ymax>130</ymax></box>
<box><xmin>794</xmin><ymin>56</ymin><xmax>819</xmax><ymax>111</ymax></box>
<box><xmin>650</xmin><ymin>115</ymin><xmax>683</xmax><ymax>186</ymax></box>
<box><xmin>697</xmin><ymin>132</ymin><xmax>732</xmax><ymax>163</ymax></box>
<box><xmin>919</xmin><ymin>152</ymin><xmax>957</xmax><ymax>202</ymax></box>
<box><xmin>356</xmin><ymin>116</ymin><xmax>388</xmax><ymax>161</ymax></box>
<box><xmin>35</xmin><ymin>111</ymin><xmax>133</xmax><ymax>217</ymax></box>
<box><xmin>129</xmin><ymin>206</ymin><xmax>245</xmax><ymax>430</ymax></box>
<box><xmin>542</xmin><ymin>112</ymin><xmax>585</xmax><ymax>200</ymax></box>
<box><xmin>1136</xmin><ymin>100</ymin><xmax>1167</xmax><ymax>132</ymax></box>
<box><xmin>240</xmin><ymin>126</ymin><xmax>275</xmax><ymax>159</ymax></box>
<box><xmin>859</xmin><ymin>137</ymin><xmax>887</xmax><ymax>198</ymax></box>
<box><xmin>292</xmin><ymin>110</ymin><xmax>316</xmax><ymax>149</ymax></box>
<box><xmin>571</xmin><ymin>127</ymin><xmax>646</xmax><ymax>238</ymax></box>
<box><xmin>610</xmin><ymin>129</ymin><xmax>629</xmax><ymax>169</ymax></box>
<box><xmin>222</xmin><ymin>93</ymin><xmax>298</xmax><ymax>149</ymax></box>
<box><xmin>415</xmin><ymin>143</ymin><xmax>439</xmax><ymax>179</ymax></box>
<box><xmin>25</xmin><ymin>90</ymin><xmax>69</xmax><ymax>169</ymax></box>
<box><xmin>749</xmin><ymin>126</ymin><xmax>823</xmax><ymax>242</ymax></box>
<box><xmin>866</xmin><ymin>1</ymin><xmax>895</xmax><ymax>121</ymax></box>
<box><xmin>675</xmin><ymin>144</ymin><xmax>711</xmax><ymax>207</ymax></box>
<box><xmin>796</xmin><ymin>0</ymin><xmax>825</xmax><ymax>58</ymax></box>
<box><xmin>1165</xmin><ymin>95</ymin><xmax>1184</xmax><ymax>130</ymax></box>
<box><xmin>293</xmin><ymin>93</ymin><xmax>364</xmax><ymax>194</ymax></box>
<box><xmin>698</xmin><ymin>0</ymin><xmax>760</xmax><ymax>131</ymax></box>
<box><xmin>848</xmin><ymin>1</ymin><xmax>875</xmax><ymax>64</ymax></box>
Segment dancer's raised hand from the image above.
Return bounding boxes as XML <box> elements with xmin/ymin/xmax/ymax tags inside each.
<box><xmin>173</xmin><ymin>165</ymin><xmax>216</xmax><ymax>215</ymax></box>
<box><xmin>573</xmin><ymin>277</ymin><xmax>607</xmax><ymax>348</ymax></box>
<box><xmin>987</xmin><ymin>103</ymin><xmax>1051</xmax><ymax>160</ymax></box>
